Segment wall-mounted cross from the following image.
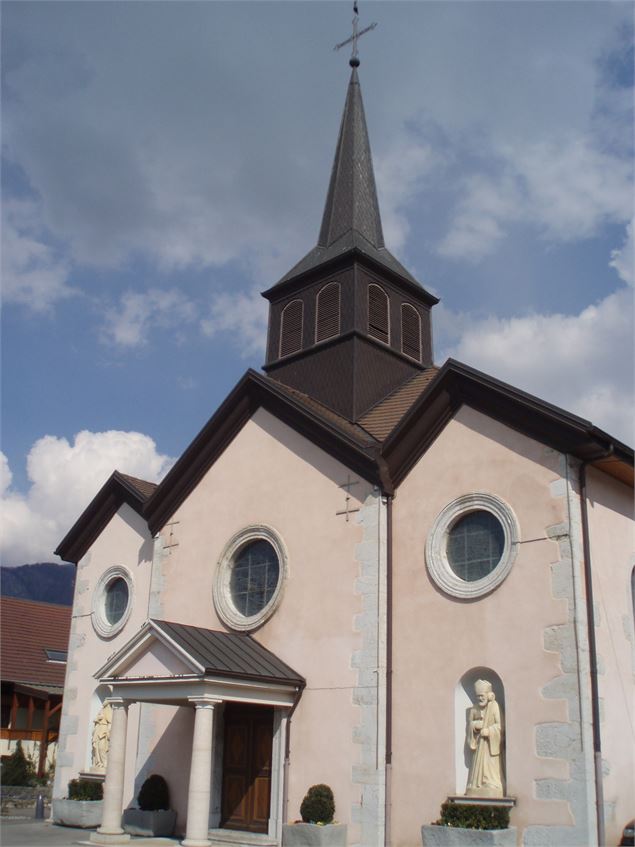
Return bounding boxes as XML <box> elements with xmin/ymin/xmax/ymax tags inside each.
<box><xmin>164</xmin><ymin>520</ymin><xmax>180</xmax><ymax>550</ymax></box>
<box><xmin>336</xmin><ymin>475</ymin><xmax>361</xmax><ymax>522</ymax></box>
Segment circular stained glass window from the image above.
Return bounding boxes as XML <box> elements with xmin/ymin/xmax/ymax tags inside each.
<box><xmin>230</xmin><ymin>540</ymin><xmax>280</xmax><ymax>618</ymax></box>
<box><xmin>446</xmin><ymin>510</ymin><xmax>505</xmax><ymax>582</ymax></box>
<box><xmin>104</xmin><ymin>577</ymin><xmax>129</xmax><ymax>625</ymax></box>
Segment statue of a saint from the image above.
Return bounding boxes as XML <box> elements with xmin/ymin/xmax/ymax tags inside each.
<box><xmin>91</xmin><ymin>702</ymin><xmax>113</xmax><ymax>772</ymax></box>
<box><xmin>465</xmin><ymin>679</ymin><xmax>504</xmax><ymax>797</ymax></box>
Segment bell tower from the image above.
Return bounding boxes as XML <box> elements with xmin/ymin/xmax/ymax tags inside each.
<box><xmin>261</xmin><ymin>59</ymin><xmax>438</xmax><ymax>422</ymax></box>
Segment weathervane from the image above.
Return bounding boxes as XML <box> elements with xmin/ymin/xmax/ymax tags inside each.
<box><xmin>334</xmin><ymin>1</ymin><xmax>378</xmax><ymax>67</ymax></box>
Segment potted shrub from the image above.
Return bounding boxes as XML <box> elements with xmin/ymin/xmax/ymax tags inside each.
<box><xmin>122</xmin><ymin>774</ymin><xmax>176</xmax><ymax>837</ymax></box>
<box><xmin>282</xmin><ymin>784</ymin><xmax>347</xmax><ymax>846</ymax></box>
<box><xmin>53</xmin><ymin>778</ymin><xmax>104</xmax><ymax>828</ymax></box>
<box><xmin>421</xmin><ymin>802</ymin><xmax>516</xmax><ymax>846</ymax></box>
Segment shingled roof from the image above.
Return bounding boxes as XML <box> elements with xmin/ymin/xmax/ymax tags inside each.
<box><xmin>1</xmin><ymin>597</ymin><xmax>71</xmax><ymax>689</ymax></box>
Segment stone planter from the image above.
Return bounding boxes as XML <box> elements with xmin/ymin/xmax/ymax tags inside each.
<box><xmin>282</xmin><ymin>822</ymin><xmax>347</xmax><ymax>846</ymax></box>
<box><xmin>52</xmin><ymin>798</ymin><xmax>103</xmax><ymax>828</ymax></box>
<box><xmin>421</xmin><ymin>825</ymin><xmax>517</xmax><ymax>847</ymax></box>
<box><xmin>122</xmin><ymin>807</ymin><xmax>176</xmax><ymax>837</ymax></box>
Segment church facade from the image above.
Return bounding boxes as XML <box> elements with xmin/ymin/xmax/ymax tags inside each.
<box><xmin>53</xmin><ymin>61</ymin><xmax>634</xmax><ymax>847</ymax></box>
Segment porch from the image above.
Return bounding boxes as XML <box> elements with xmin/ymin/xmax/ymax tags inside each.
<box><xmin>85</xmin><ymin>620</ymin><xmax>304</xmax><ymax>847</ymax></box>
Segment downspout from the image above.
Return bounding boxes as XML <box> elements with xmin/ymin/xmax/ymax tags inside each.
<box><xmin>282</xmin><ymin>684</ymin><xmax>304</xmax><ymax>828</ymax></box>
<box><xmin>384</xmin><ymin>494</ymin><xmax>393</xmax><ymax>847</ymax></box>
<box><xmin>579</xmin><ymin>444</ymin><xmax>612</xmax><ymax>847</ymax></box>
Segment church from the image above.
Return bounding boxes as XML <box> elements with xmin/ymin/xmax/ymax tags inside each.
<box><xmin>52</xmin><ymin>43</ymin><xmax>633</xmax><ymax>847</ymax></box>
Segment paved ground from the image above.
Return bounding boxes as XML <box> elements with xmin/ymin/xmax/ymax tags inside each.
<box><xmin>0</xmin><ymin>818</ymin><xmax>179</xmax><ymax>847</ymax></box>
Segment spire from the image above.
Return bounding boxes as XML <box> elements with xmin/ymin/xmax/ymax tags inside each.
<box><xmin>318</xmin><ymin>67</ymin><xmax>384</xmax><ymax>250</ymax></box>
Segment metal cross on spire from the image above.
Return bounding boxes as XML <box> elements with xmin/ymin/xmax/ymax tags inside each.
<box><xmin>334</xmin><ymin>1</ymin><xmax>378</xmax><ymax>67</ymax></box>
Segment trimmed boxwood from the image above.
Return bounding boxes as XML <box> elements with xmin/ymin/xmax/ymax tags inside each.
<box><xmin>300</xmin><ymin>784</ymin><xmax>335</xmax><ymax>824</ymax></box>
<box><xmin>137</xmin><ymin>774</ymin><xmax>170</xmax><ymax>811</ymax></box>
<box><xmin>68</xmin><ymin>778</ymin><xmax>103</xmax><ymax>801</ymax></box>
<box><xmin>435</xmin><ymin>802</ymin><xmax>510</xmax><ymax>830</ymax></box>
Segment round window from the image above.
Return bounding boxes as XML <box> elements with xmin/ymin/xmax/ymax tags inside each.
<box><xmin>446</xmin><ymin>510</ymin><xmax>505</xmax><ymax>582</ymax></box>
<box><xmin>230</xmin><ymin>540</ymin><xmax>280</xmax><ymax>617</ymax></box>
<box><xmin>92</xmin><ymin>567</ymin><xmax>133</xmax><ymax>638</ymax></box>
<box><xmin>214</xmin><ymin>526</ymin><xmax>287</xmax><ymax>631</ymax></box>
<box><xmin>104</xmin><ymin>577</ymin><xmax>129</xmax><ymax>625</ymax></box>
<box><xmin>426</xmin><ymin>494</ymin><xmax>520</xmax><ymax>599</ymax></box>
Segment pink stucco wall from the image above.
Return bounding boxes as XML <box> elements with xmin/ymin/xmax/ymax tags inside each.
<box><xmin>390</xmin><ymin>407</ymin><xmax>574</xmax><ymax>847</ymax></box>
<box><xmin>151</xmin><ymin>408</ymin><xmax>370</xmax><ymax>834</ymax></box>
<box><xmin>54</xmin><ymin>503</ymin><xmax>154</xmax><ymax>808</ymax></box>
<box><xmin>586</xmin><ymin>467</ymin><xmax>634</xmax><ymax>845</ymax></box>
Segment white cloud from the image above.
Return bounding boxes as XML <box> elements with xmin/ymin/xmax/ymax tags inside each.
<box><xmin>1</xmin><ymin>431</ymin><xmax>174</xmax><ymax>566</ymax></box>
<box><xmin>1</xmin><ymin>199</ymin><xmax>76</xmax><ymax>311</ymax></box>
<box><xmin>201</xmin><ymin>287</ymin><xmax>268</xmax><ymax>358</ymax></box>
<box><xmin>439</xmin><ymin>136</ymin><xmax>632</xmax><ymax>262</ymax></box>
<box><xmin>375</xmin><ymin>133</ymin><xmax>441</xmax><ymax>251</ymax></box>
<box><xmin>440</xmin><ymin>287</ymin><xmax>634</xmax><ymax>445</ymax></box>
<box><xmin>101</xmin><ymin>289</ymin><xmax>197</xmax><ymax>348</ymax></box>
<box><xmin>610</xmin><ymin>220</ymin><xmax>634</xmax><ymax>286</ymax></box>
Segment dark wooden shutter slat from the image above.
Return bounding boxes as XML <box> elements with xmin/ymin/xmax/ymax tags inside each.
<box><xmin>368</xmin><ymin>284</ymin><xmax>389</xmax><ymax>344</ymax></box>
<box><xmin>316</xmin><ymin>282</ymin><xmax>340</xmax><ymax>342</ymax></box>
<box><xmin>279</xmin><ymin>300</ymin><xmax>303</xmax><ymax>357</ymax></box>
<box><xmin>401</xmin><ymin>303</ymin><xmax>421</xmax><ymax>361</ymax></box>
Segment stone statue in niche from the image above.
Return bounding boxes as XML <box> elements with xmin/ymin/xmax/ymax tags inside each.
<box><xmin>465</xmin><ymin>679</ymin><xmax>504</xmax><ymax>797</ymax></box>
<box><xmin>91</xmin><ymin>702</ymin><xmax>113</xmax><ymax>772</ymax></box>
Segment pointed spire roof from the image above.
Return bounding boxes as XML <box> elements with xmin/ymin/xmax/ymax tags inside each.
<box><xmin>268</xmin><ymin>66</ymin><xmax>423</xmax><ymax>292</ymax></box>
<box><xmin>318</xmin><ymin>66</ymin><xmax>384</xmax><ymax>250</ymax></box>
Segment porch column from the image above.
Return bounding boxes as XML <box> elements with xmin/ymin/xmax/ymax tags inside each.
<box><xmin>182</xmin><ymin>696</ymin><xmax>221</xmax><ymax>847</ymax></box>
<box><xmin>91</xmin><ymin>698</ymin><xmax>130</xmax><ymax>844</ymax></box>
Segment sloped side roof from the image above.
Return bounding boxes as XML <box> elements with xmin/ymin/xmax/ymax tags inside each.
<box><xmin>1</xmin><ymin>597</ymin><xmax>71</xmax><ymax>688</ymax></box>
<box><xmin>359</xmin><ymin>367</ymin><xmax>440</xmax><ymax>440</ymax></box>
<box><xmin>152</xmin><ymin>620</ymin><xmax>304</xmax><ymax>686</ymax></box>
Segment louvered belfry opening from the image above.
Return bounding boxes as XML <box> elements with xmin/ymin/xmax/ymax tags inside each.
<box><xmin>279</xmin><ymin>300</ymin><xmax>303</xmax><ymax>358</ymax></box>
<box><xmin>368</xmin><ymin>284</ymin><xmax>389</xmax><ymax>344</ymax></box>
<box><xmin>316</xmin><ymin>282</ymin><xmax>341</xmax><ymax>343</ymax></box>
<box><xmin>401</xmin><ymin>303</ymin><xmax>422</xmax><ymax>362</ymax></box>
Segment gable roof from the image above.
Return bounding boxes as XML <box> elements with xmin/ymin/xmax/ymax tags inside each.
<box><xmin>0</xmin><ymin>597</ymin><xmax>71</xmax><ymax>689</ymax></box>
<box><xmin>55</xmin><ymin>360</ymin><xmax>633</xmax><ymax>564</ymax></box>
<box><xmin>97</xmin><ymin>619</ymin><xmax>305</xmax><ymax>688</ymax></box>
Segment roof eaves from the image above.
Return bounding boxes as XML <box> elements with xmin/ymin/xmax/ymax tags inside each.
<box><xmin>382</xmin><ymin>359</ymin><xmax>633</xmax><ymax>487</ymax></box>
<box><xmin>55</xmin><ymin>470</ymin><xmax>148</xmax><ymax>564</ymax></box>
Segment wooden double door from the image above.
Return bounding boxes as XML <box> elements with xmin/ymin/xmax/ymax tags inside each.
<box><xmin>221</xmin><ymin>704</ymin><xmax>274</xmax><ymax>833</ymax></box>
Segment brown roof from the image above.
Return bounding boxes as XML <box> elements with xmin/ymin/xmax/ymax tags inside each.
<box><xmin>359</xmin><ymin>367</ymin><xmax>439</xmax><ymax>440</ymax></box>
<box><xmin>263</xmin><ymin>376</ymin><xmax>378</xmax><ymax>448</ymax></box>
<box><xmin>118</xmin><ymin>473</ymin><xmax>157</xmax><ymax>500</ymax></box>
<box><xmin>1</xmin><ymin>597</ymin><xmax>71</xmax><ymax>688</ymax></box>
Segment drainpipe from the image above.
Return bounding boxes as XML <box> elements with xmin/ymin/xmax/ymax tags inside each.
<box><xmin>282</xmin><ymin>685</ymin><xmax>304</xmax><ymax>828</ymax></box>
<box><xmin>384</xmin><ymin>495</ymin><xmax>393</xmax><ymax>847</ymax></box>
<box><xmin>578</xmin><ymin>443</ymin><xmax>612</xmax><ymax>847</ymax></box>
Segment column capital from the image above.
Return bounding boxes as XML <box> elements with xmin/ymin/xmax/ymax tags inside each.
<box><xmin>187</xmin><ymin>696</ymin><xmax>222</xmax><ymax>710</ymax></box>
<box><xmin>104</xmin><ymin>697</ymin><xmax>128</xmax><ymax>710</ymax></box>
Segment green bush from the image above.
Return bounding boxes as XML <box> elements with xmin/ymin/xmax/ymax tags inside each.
<box><xmin>0</xmin><ymin>741</ymin><xmax>36</xmax><ymax>786</ymax></box>
<box><xmin>68</xmin><ymin>778</ymin><xmax>103</xmax><ymax>801</ymax></box>
<box><xmin>435</xmin><ymin>802</ymin><xmax>510</xmax><ymax>830</ymax></box>
<box><xmin>300</xmin><ymin>783</ymin><xmax>335</xmax><ymax>824</ymax></box>
<box><xmin>138</xmin><ymin>774</ymin><xmax>170</xmax><ymax>811</ymax></box>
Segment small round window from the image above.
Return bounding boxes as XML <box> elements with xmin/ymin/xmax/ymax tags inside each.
<box><xmin>446</xmin><ymin>511</ymin><xmax>505</xmax><ymax>582</ymax></box>
<box><xmin>214</xmin><ymin>526</ymin><xmax>287</xmax><ymax>631</ymax></box>
<box><xmin>426</xmin><ymin>494</ymin><xmax>520</xmax><ymax>599</ymax></box>
<box><xmin>230</xmin><ymin>540</ymin><xmax>280</xmax><ymax>617</ymax></box>
<box><xmin>92</xmin><ymin>567</ymin><xmax>133</xmax><ymax>638</ymax></box>
<box><xmin>104</xmin><ymin>577</ymin><xmax>129</xmax><ymax>625</ymax></box>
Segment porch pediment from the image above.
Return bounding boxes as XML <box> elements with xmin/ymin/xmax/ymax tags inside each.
<box><xmin>95</xmin><ymin>619</ymin><xmax>305</xmax><ymax>708</ymax></box>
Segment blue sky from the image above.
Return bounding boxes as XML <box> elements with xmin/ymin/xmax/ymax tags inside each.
<box><xmin>2</xmin><ymin>1</ymin><xmax>633</xmax><ymax>565</ymax></box>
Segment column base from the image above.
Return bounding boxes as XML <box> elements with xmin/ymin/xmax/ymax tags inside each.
<box><xmin>90</xmin><ymin>832</ymin><xmax>131</xmax><ymax>844</ymax></box>
<box><xmin>181</xmin><ymin>839</ymin><xmax>212</xmax><ymax>847</ymax></box>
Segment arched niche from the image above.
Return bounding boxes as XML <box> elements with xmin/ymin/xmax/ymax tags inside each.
<box><xmin>454</xmin><ymin>667</ymin><xmax>505</xmax><ymax>795</ymax></box>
